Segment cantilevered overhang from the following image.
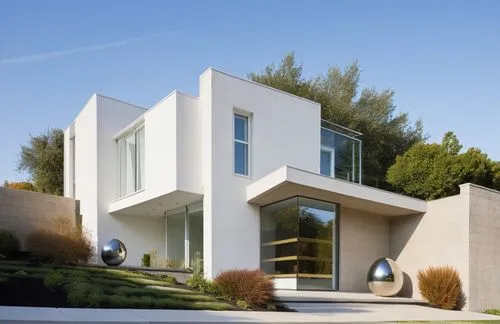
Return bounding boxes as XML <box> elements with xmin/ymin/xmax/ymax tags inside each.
<box><xmin>109</xmin><ymin>190</ymin><xmax>202</xmax><ymax>217</ymax></box>
<box><xmin>247</xmin><ymin>166</ymin><xmax>427</xmax><ymax>216</ymax></box>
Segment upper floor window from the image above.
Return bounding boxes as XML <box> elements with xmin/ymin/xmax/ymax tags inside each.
<box><xmin>234</xmin><ymin>114</ymin><xmax>249</xmax><ymax>176</ymax></box>
<box><xmin>118</xmin><ymin>127</ymin><xmax>145</xmax><ymax>197</ymax></box>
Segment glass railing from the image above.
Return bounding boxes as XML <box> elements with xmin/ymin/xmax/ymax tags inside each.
<box><xmin>320</xmin><ymin>120</ymin><xmax>362</xmax><ymax>184</ymax></box>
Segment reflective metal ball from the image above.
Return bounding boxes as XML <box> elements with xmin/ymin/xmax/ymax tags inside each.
<box><xmin>101</xmin><ymin>239</ymin><xmax>127</xmax><ymax>266</ymax></box>
<box><xmin>367</xmin><ymin>257</ymin><xmax>403</xmax><ymax>297</ymax></box>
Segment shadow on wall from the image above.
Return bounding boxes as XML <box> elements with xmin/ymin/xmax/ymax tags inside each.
<box><xmin>389</xmin><ymin>213</ymin><xmax>424</xmax><ymax>261</ymax></box>
<box><xmin>397</xmin><ymin>272</ymin><xmax>413</xmax><ymax>298</ymax></box>
<box><xmin>389</xmin><ymin>213</ymin><xmax>425</xmax><ymax>299</ymax></box>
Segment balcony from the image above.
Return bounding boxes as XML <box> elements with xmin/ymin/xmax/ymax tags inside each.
<box><xmin>320</xmin><ymin>120</ymin><xmax>362</xmax><ymax>184</ymax></box>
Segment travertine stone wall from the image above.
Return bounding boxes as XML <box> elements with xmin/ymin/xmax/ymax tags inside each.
<box><xmin>466</xmin><ymin>184</ymin><xmax>500</xmax><ymax>312</ymax></box>
<box><xmin>0</xmin><ymin>187</ymin><xmax>79</xmax><ymax>249</ymax></box>
<box><xmin>339</xmin><ymin>207</ymin><xmax>390</xmax><ymax>292</ymax></box>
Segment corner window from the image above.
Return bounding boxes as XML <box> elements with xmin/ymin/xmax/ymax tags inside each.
<box><xmin>234</xmin><ymin>114</ymin><xmax>249</xmax><ymax>176</ymax></box>
<box><xmin>118</xmin><ymin>127</ymin><xmax>145</xmax><ymax>197</ymax></box>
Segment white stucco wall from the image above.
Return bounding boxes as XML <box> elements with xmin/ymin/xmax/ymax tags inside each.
<box><xmin>63</xmin><ymin>125</ymin><xmax>75</xmax><ymax>198</ymax></box>
<box><xmin>95</xmin><ymin>95</ymin><xmax>165</xmax><ymax>266</ymax></box>
<box><xmin>339</xmin><ymin>207</ymin><xmax>390</xmax><ymax>292</ymax></box>
<box><xmin>72</xmin><ymin>95</ymin><xmax>99</xmax><ymax>250</ymax></box>
<box><xmin>143</xmin><ymin>93</ymin><xmax>178</xmax><ymax>198</ymax></box>
<box><xmin>200</xmin><ymin>69</ymin><xmax>321</xmax><ymax>278</ymax></box>
<box><xmin>176</xmin><ymin>93</ymin><xmax>202</xmax><ymax>194</ymax></box>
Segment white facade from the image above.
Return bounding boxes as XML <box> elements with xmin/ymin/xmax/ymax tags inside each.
<box><xmin>64</xmin><ymin>68</ymin><xmax>421</xmax><ymax>283</ymax></box>
<box><xmin>65</xmin><ymin>68</ymin><xmax>500</xmax><ymax>309</ymax></box>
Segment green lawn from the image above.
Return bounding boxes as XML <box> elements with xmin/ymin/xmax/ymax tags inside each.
<box><xmin>0</xmin><ymin>262</ymin><xmax>233</xmax><ymax>310</ymax></box>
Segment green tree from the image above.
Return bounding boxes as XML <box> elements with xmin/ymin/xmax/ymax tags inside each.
<box><xmin>386</xmin><ymin>132</ymin><xmax>497</xmax><ymax>200</ymax></box>
<box><xmin>250</xmin><ymin>53</ymin><xmax>425</xmax><ymax>188</ymax></box>
<box><xmin>3</xmin><ymin>181</ymin><xmax>37</xmax><ymax>192</ymax></box>
<box><xmin>17</xmin><ymin>128</ymin><xmax>64</xmax><ymax>195</ymax></box>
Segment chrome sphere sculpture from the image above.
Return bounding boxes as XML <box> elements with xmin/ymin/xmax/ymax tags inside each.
<box><xmin>367</xmin><ymin>257</ymin><xmax>403</xmax><ymax>297</ymax></box>
<box><xmin>101</xmin><ymin>239</ymin><xmax>127</xmax><ymax>266</ymax></box>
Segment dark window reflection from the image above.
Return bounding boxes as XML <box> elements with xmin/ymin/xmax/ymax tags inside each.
<box><xmin>260</xmin><ymin>197</ymin><xmax>337</xmax><ymax>290</ymax></box>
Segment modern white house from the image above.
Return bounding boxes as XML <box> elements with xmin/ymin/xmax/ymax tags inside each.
<box><xmin>64</xmin><ymin>67</ymin><xmax>500</xmax><ymax>311</ymax></box>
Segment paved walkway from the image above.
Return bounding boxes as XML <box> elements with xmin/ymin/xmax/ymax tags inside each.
<box><xmin>1</xmin><ymin>305</ymin><xmax>499</xmax><ymax>323</ymax></box>
<box><xmin>275</xmin><ymin>289</ymin><xmax>427</xmax><ymax>305</ymax></box>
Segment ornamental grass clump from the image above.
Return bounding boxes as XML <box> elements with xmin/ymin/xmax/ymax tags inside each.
<box><xmin>417</xmin><ymin>265</ymin><xmax>465</xmax><ymax>310</ymax></box>
<box><xmin>214</xmin><ymin>269</ymin><xmax>274</xmax><ymax>307</ymax></box>
<box><xmin>25</xmin><ymin>216</ymin><xmax>94</xmax><ymax>265</ymax></box>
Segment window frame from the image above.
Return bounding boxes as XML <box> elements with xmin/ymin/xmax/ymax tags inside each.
<box><xmin>233</xmin><ymin>113</ymin><xmax>251</xmax><ymax>177</ymax></box>
<box><xmin>320</xmin><ymin>146</ymin><xmax>335</xmax><ymax>178</ymax></box>
<box><xmin>117</xmin><ymin>125</ymin><xmax>145</xmax><ymax>198</ymax></box>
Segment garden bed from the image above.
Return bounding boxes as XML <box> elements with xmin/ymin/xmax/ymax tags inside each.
<box><xmin>0</xmin><ymin>262</ymin><xmax>232</xmax><ymax>310</ymax></box>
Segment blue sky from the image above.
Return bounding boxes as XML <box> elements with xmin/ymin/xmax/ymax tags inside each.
<box><xmin>1</xmin><ymin>0</ymin><xmax>499</xmax><ymax>182</ymax></box>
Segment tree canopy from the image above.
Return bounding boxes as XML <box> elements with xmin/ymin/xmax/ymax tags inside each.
<box><xmin>17</xmin><ymin>128</ymin><xmax>64</xmax><ymax>196</ymax></box>
<box><xmin>3</xmin><ymin>181</ymin><xmax>37</xmax><ymax>192</ymax></box>
<box><xmin>386</xmin><ymin>131</ymin><xmax>500</xmax><ymax>200</ymax></box>
<box><xmin>249</xmin><ymin>53</ymin><xmax>425</xmax><ymax>188</ymax></box>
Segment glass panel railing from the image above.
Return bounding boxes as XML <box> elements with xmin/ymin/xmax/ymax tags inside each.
<box><xmin>320</xmin><ymin>120</ymin><xmax>362</xmax><ymax>184</ymax></box>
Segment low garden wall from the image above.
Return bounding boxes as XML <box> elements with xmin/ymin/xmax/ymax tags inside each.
<box><xmin>0</xmin><ymin>187</ymin><xmax>80</xmax><ymax>249</ymax></box>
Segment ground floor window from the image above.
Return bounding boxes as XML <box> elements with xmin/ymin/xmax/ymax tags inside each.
<box><xmin>166</xmin><ymin>201</ymin><xmax>203</xmax><ymax>269</ymax></box>
<box><xmin>261</xmin><ymin>197</ymin><xmax>337</xmax><ymax>290</ymax></box>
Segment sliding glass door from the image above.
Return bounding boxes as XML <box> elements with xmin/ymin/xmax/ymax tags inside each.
<box><xmin>165</xmin><ymin>201</ymin><xmax>203</xmax><ymax>269</ymax></box>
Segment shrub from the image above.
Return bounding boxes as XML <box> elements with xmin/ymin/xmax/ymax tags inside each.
<box><xmin>200</xmin><ymin>280</ymin><xmax>219</xmax><ymax>295</ymax></box>
<box><xmin>186</xmin><ymin>273</ymin><xmax>219</xmax><ymax>295</ymax></box>
<box><xmin>484</xmin><ymin>309</ymin><xmax>500</xmax><ymax>316</ymax></box>
<box><xmin>142</xmin><ymin>253</ymin><xmax>151</xmax><ymax>267</ymax></box>
<box><xmin>44</xmin><ymin>271</ymin><xmax>66</xmax><ymax>289</ymax></box>
<box><xmin>165</xmin><ymin>259</ymin><xmax>184</xmax><ymax>269</ymax></box>
<box><xmin>186</xmin><ymin>272</ymin><xmax>205</xmax><ymax>289</ymax></box>
<box><xmin>236</xmin><ymin>300</ymin><xmax>249</xmax><ymax>310</ymax></box>
<box><xmin>160</xmin><ymin>274</ymin><xmax>177</xmax><ymax>285</ymax></box>
<box><xmin>417</xmin><ymin>266</ymin><xmax>464</xmax><ymax>310</ymax></box>
<box><xmin>66</xmin><ymin>281</ymin><xmax>104</xmax><ymax>307</ymax></box>
<box><xmin>12</xmin><ymin>270</ymin><xmax>27</xmax><ymax>277</ymax></box>
<box><xmin>191</xmin><ymin>250</ymin><xmax>203</xmax><ymax>275</ymax></box>
<box><xmin>0</xmin><ymin>229</ymin><xmax>20</xmax><ymax>257</ymax></box>
<box><xmin>214</xmin><ymin>269</ymin><xmax>274</xmax><ymax>307</ymax></box>
<box><xmin>25</xmin><ymin>216</ymin><xmax>94</xmax><ymax>265</ymax></box>
<box><xmin>266</xmin><ymin>304</ymin><xmax>277</xmax><ymax>311</ymax></box>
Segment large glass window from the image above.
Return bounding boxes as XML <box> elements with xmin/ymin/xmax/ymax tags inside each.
<box><xmin>188</xmin><ymin>202</ymin><xmax>203</xmax><ymax>267</ymax></box>
<box><xmin>165</xmin><ymin>201</ymin><xmax>204</xmax><ymax>269</ymax></box>
<box><xmin>118</xmin><ymin>127</ymin><xmax>145</xmax><ymax>197</ymax></box>
<box><xmin>260</xmin><ymin>197</ymin><xmax>337</xmax><ymax>290</ymax></box>
<box><xmin>167</xmin><ymin>210</ymin><xmax>185</xmax><ymax>266</ymax></box>
<box><xmin>234</xmin><ymin>114</ymin><xmax>249</xmax><ymax>176</ymax></box>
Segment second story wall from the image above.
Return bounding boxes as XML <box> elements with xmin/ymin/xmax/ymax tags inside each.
<box><xmin>200</xmin><ymin>68</ymin><xmax>321</xmax><ymax>277</ymax></box>
<box><xmin>177</xmin><ymin>93</ymin><xmax>202</xmax><ymax>194</ymax></box>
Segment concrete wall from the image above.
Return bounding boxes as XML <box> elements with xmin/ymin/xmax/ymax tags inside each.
<box><xmin>390</xmin><ymin>193</ymin><xmax>470</xmax><ymax>306</ymax></box>
<box><xmin>467</xmin><ymin>184</ymin><xmax>500</xmax><ymax>311</ymax></box>
<box><xmin>339</xmin><ymin>207</ymin><xmax>390</xmax><ymax>292</ymax></box>
<box><xmin>201</xmin><ymin>68</ymin><xmax>321</xmax><ymax>278</ymax></box>
<box><xmin>0</xmin><ymin>187</ymin><xmax>79</xmax><ymax>249</ymax></box>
